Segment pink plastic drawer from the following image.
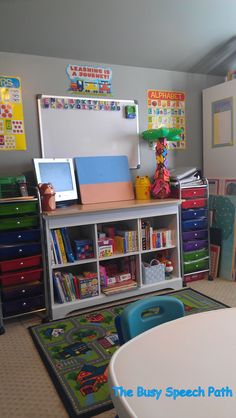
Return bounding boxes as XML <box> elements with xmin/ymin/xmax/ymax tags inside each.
<box><xmin>0</xmin><ymin>268</ymin><xmax>43</xmax><ymax>286</ymax></box>
<box><xmin>0</xmin><ymin>254</ymin><xmax>41</xmax><ymax>273</ymax></box>
<box><xmin>181</xmin><ymin>187</ymin><xmax>207</xmax><ymax>199</ymax></box>
<box><xmin>182</xmin><ymin>198</ymin><xmax>207</xmax><ymax>210</ymax></box>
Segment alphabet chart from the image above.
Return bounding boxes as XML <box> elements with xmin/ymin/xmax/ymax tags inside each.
<box><xmin>0</xmin><ymin>76</ymin><xmax>27</xmax><ymax>150</ymax></box>
<box><xmin>147</xmin><ymin>89</ymin><xmax>186</xmax><ymax>149</ymax></box>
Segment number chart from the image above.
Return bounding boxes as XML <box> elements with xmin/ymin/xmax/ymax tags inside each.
<box><xmin>0</xmin><ymin>76</ymin><xmax>26</xmax><ymax>151</ymax></box>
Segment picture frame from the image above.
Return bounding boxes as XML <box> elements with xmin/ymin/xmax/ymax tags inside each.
<box><xmin>208</xmin><ymin>178</ymin><xmax>220</xmax><ymax>195</ymax></box>
<box><xmin>224</xmin><ymin>179</ymin><xmax>236</xmax><ymax>196</ymax></box>
<box><xmin>212</xmin><ymin>97</ymin><xmax>233</xmax><ymax>148</ymax></box>
<box><xmin>210</xmin><ymin>244</ymin><xmax>220</xmax><ymax>279</ymax></box>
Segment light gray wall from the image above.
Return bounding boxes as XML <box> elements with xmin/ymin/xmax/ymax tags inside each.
<box><xmin>0</xmin><ymin>52</ymin><xmax>223</xmax><ymax>185</ymax></box>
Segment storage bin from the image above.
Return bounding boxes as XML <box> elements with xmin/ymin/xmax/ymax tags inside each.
<box><xmin>0</xmin><ymin>268</ymin><xmax>43</xmax><ymax>286</ymax></box>
<box><xmin>182</xmin><ymin>217</ymin><xmax>208</xmax><ymax>231</ymax></box>
<box><xmin>0</xmin><ymin>229</ymin><xmax>41</xmax><ymax>244</ymax></box>
<box><xmin>183</xmin><ymin>239</ymin><xmax>208</xmax><ymax>252</ymax></box>
<box><xmin>142</xmin><ymin>260</ymin><xmax>165</xmax><ymax>284</ymax></box>
<box><xmin>182</xmin><ymin>198</ymin><xmax>207</xmax><ymax>210</ymax></box>
<box><xmin>181</xmin><ymin>187</ymin><xmax>207</xmax><ymax>199</ymax></box>
<box><xmin>0</xmin><ymin>215</ymin><xmax>38</xmax><ymax>231</ymax></box>
<box><xmin>183</xmin><ymin>248</ymin><xmax>209</xmax><ymax>262</ymax></box>
<box><xmin>0</xmin><ymin>254</ymin><xmax>42</xmax><ymax>273</ymax></box>
<box><xmin>183</xmin><ymin>257</ymin><xmax>209</xmax><ymax>274</ymax></box>
<box><xmin>184</xmin><ymin>271</ymin><xmax>207</xmax><ymax>283</ymax></box>
<box><xmin>2</xmin><ymin>294</ymin><xmax>44</xmax><ymax>316</ymax></box>
<box><xmin>2</xmin><ymin>281</ymin><xmax>43</xmax><ymax>301</ymax></box>
<box><xmin>0</xmin><ymin>201</ymin><xmax>38</xmax><ymax>216</ymax></box>
<box><xmin>0</xmin><ymin>243</ymin><xmax>41</xmax><ymax>261</ymax></box>
<box><xmin>181</xmin><ymin>208</ymin><xmax>207</xmax><ymax>220</ymax></box>
<box><xmin>182</xmin><ymin>230</ymin><xmax>208</xmax><ymax>241</ymax></box>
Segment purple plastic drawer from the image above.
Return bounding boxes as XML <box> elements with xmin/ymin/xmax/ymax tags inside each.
<box><xmin>183</xmin><ymin>239</ymin><xmax>208</xmax><ymax>252</ymax></box>
<box><xmin>182</xmin><ymin>230</ymin><xmax>208</xmax><ymax>241</ymax></box>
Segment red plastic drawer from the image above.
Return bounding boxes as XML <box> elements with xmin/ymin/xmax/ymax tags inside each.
<box><xmin>184</xmin><ymin>271</ymin><xmax>207</xmax><ymax>283</ymax></box>
<box><xmin>181</xmin><ymin>187</ymin><xmax>207</xmax><ymax>199</ymax></box>
<box><xmin>0</xmin><ymin>254</ymin><xmax>41</xmax><ymax>273</ymax></box>
<box><xmin>0</xmin><ymin>268</ymin><xmax>43</xmax><ymax>286</ymax></box>
<box><xmin>182</xmin><ymin>198</ymin><xmax>207</xmax><ymax>210</ymax></box>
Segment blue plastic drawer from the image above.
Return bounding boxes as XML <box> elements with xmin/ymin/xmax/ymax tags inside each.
<box><xmin>182</xmin><ymin>208</ymin><xmax>208</xmax><ymax>220</ymax></box>
<box><xmin>183</xmin><ymin>239</ymin><xmax>208</xmax><ymax>252</ymax></box>
<box><xmin>182</xmin><ymin>217</ymin><xmax>208</xmax><ymax>232</ymax></box>
<box><xmin>2</xmin><ymin>281</ymin><xmax>43</xmax><ymax>301</ymax></box>
<box><xmin>0</xmin><ymin>242</ymin><xmax>41</xmax><ymax>261</ymax></box>
<box><xmin>2</xmin><ymin>294</ymin><xmax>44</xmax><ymax>317</ymax></box>
<box><xmin>0</xmin><ymin>229</ymin><xmax>41</xmax><ymax>245</ymax></box>
<box><xmin>182</xmin><ymin>229</ymin><xmax>208</xmax><ymax>241</ymax></box>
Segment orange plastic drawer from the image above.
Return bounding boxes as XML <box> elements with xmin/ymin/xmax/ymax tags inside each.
<box><xmin>0</xmin><ymin>254</ymin><xmax>41</xmax><ymax>273</ymax></box>
<box><xmin>182</xmin><ymin>198</ymin><xmax>207</xmax><ymax>210</ymax></box>
<box><xmin>0</xmin><ymin>268</ymin><xmax>43</xmax><ymax>286</ymax></box>
<box><xmin>181</xmin><ymin>187</ymin><xmax>207</xmax><ymax>199</ymax></box>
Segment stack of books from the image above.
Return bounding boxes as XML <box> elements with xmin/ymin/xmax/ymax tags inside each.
<box><xmin>170</xmin><ymin>167</ymin><xmax>202</xmax><ymax>187</ymax></box>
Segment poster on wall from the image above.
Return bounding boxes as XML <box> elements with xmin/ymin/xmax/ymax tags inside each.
<box><xmin>147</xmin><ymin>89</ymin><xmax>186</xmax><ymax>149</ymax></box>
<box><xmin>212</xmin><ymin>97</ymin><xmax>233</xmax><ymax>148</ymax></box>
<box><xmin>0</xmin><ymin>76</ymin><xmax>27</xmax><ymax>151</ymax></box>
<box><xmin>66</xmin><ymin>64</ymin><xmax>112</xmax><ymax>95</ymax></box>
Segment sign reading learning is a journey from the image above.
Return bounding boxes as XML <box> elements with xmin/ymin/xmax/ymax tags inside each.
<box><xmin>0</xmin><ymin>76</ymin><xmax>27</xmax><ymax>151</ymax></box>
<box><xmin>147</xmin><ymin>90</ymin><xmax>186</xmax><ymax>149</ymax></box>
<box><xmin>66</xmin><ymin>64</ymin><xmax>112</xmax><ymax>95</ymax></box>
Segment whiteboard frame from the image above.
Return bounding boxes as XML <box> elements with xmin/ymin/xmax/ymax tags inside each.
<box><xmin>37</xmin><ymin>94</ymin><xmax>140</xmax><ymax>169</ymax></box>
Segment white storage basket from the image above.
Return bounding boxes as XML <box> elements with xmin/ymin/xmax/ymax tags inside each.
<box><xmin>142</xmin><ymin>259</ymin><xmax>165</xmax><ymax>285</ymax></box>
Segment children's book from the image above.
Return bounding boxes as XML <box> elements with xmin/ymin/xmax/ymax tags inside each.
<box><xmin>61</xmin><ymin>227</ymin><xmax>75</xmax><ymax>262</ymax></box>
<box><xmin>55</xmin><ymin>229</ymin><xmax>67</xmax><ymax>264</ymax></box>
<box><xmin>51</xmin><ymin>230</ymin><xmax>61</xmax><ymax>264</ymax></box>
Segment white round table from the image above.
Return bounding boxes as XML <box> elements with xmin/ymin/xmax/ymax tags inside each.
<box><xmin>108</xmin><ymin>308</ymin><xmax>236</xmax><ymax>418</ymax></box>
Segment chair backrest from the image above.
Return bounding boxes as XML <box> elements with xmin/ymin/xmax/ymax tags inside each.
<box><xmin>116</xmin><ymin>295</ymin><xmax>185</xmax><ymax>344</ymax></box>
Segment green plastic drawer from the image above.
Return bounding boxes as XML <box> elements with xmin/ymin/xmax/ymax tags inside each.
<box><xmin>184</xmin><ymin>257</ymin><xmax>209</xmax><ymax>274</ymax></box>
<box><xmin>0</xmin><ymin>215</ymin><xmax>38</xmax><ymax>231</ymax></box>
<box><xmin>183</xmin><ymin>248</ymin><xmax>209</xmax><ymax>262</ymax></box>
<box><xmin>0</xmin><ymin>201</ymin><xmax>38</xmax><ymax>216</ymax></box>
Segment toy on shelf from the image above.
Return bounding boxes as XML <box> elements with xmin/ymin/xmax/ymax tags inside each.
<box><xmin>142</xmin><ymin>127</ymin><xmax>181</xmax><ymax>199</ymax></box>
<box><xmin>156</xmin><ymin>251</ymin><xmax>174</xmax><ymax>279</ymax></box>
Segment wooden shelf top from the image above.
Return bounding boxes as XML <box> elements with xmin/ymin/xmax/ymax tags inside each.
<box><xmin>42</xmin><ymin>198</ymin><xmax>182</xmax><ymax>217</ymax></box>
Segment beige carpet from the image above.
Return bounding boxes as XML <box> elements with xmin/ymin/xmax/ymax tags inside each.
<box><xmin>0</xmin><ymin>278</ymin><xmax>235</xmax><ymax>418</ymax></box>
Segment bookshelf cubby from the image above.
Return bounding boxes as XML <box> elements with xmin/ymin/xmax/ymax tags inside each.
<box><xmin>42</xmin><ymin>199</ymin><xmax>183</xmax><ymax>320</ymax></box>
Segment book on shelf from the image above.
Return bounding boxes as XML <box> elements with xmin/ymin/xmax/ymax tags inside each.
<box><xmin>55</xmin><ymin>229</ymin><xmax>68</xmax><ymax>264</ymax></box>
<box><xmin>51</xmin><ymin>230</ymin><xmax>62</xmax><ymax>264</ymax></box>
<box><xmin>101</xmin><ymin>279</ymin><xmax>137</xmax><ymax>295</ymax></box>
<box><xmin>53</xmin><ymin>273</ymin><xmax>66</xmax><ymax>303</ymax></box>
<box><xmin>61</xmin><ymin>227</ymin><xmax>75</xmax><ymax>263</ymax></box>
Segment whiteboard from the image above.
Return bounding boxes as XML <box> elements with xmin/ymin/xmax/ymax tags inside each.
<box><xmin>37</xmin><ymin>95</ymin><xmax>140</xmax><ymax>168</ymax></box>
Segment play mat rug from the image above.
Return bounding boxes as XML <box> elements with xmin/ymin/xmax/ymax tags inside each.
<box><xmin>29</xmin><ymin>288</ymin><xmax>228</xmax><ymax>418</ymax></box>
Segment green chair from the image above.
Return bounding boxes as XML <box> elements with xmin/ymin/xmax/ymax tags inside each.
<box><xmin>115</xmin><ymin>295</ymin><xmax>185</xmax><ymax>344</ymax></box>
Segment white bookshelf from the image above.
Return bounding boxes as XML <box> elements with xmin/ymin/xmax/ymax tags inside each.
<box><xmin>42</xmin><ymin>199</ymin><xmax>183</xmax><ymax>320</ymax></box>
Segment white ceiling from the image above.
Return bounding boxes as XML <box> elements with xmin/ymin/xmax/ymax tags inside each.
<box><xmin>1</xmin><ymin>0</ymin><xmax>236</xmax><ymax>75</ymax></box>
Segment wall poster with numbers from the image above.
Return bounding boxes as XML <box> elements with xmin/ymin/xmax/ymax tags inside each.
<box><xmin>0</xmin><ymin>76</ymin><xmax>27</xmax><ymax>151</ymax></box>
<box><xmin>147</xmin><ymin>90</ymin><xmax>186</xmax><ymax>149</ymax></box>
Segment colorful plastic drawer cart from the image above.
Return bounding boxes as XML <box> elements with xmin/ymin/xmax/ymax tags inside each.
<box><xmin>0</xmin><ymin>198</ymin><xmax>44</xmax><ymax>323</ymax></box>
<box><xmin>171</xmin><ymin>179</ymin><xmax>210</xmax><ymax>284</ymax></box>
